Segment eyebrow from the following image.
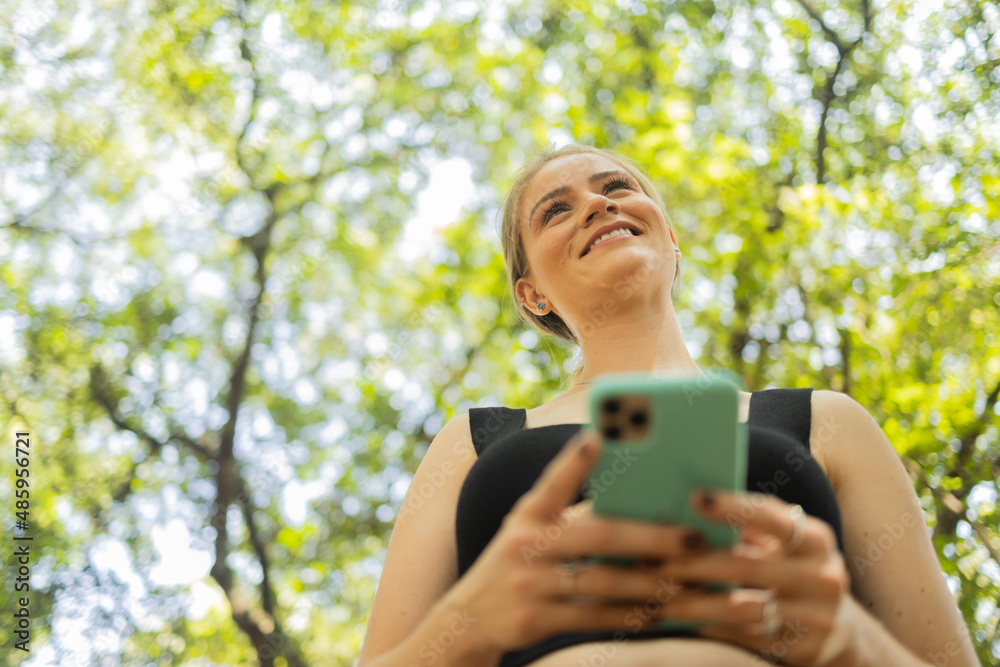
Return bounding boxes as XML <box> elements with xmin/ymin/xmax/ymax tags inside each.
<box><xmin>528</xmin><ymin>170</ymin><xmax>631</xmax><ymax>229</ymax></box>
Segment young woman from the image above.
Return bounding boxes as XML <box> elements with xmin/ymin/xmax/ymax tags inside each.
<box><xmin>357</xmin><ymin>145</ymin><xmax>980</xmax><ymax>666</ymax></box>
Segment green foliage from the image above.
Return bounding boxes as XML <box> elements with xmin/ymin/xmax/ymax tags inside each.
<box><xmin>1</xmin><ymin>0</ymin><xmax>998</xmax><ymax>664</ymax></box>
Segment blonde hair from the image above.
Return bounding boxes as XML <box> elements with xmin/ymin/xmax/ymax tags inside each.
<box><xmin>499</xmin><ymin>144</ymin><xmax>681</xmax><ymax>345</ymax></box>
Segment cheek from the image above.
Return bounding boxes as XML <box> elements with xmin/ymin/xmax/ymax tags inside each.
<box><xmin>524</xmin><ymin>234</ymin><xmax>565</xmax><ymax>288</ymax></box>
<box><xmin>635</xmin><ymin>201</ymin><xmax>665</xmax><ymax>227</ymax></box>
<box><xmin>542</xmin><ymin>243</ymin><xmax>571</xmax><ymax>276</ymax></box>
<box><xmin>534</xmin><ymin>234</ymin><xmax>575</xmax><ymax>287</ymax></box>
<box><xmin>538</xmin><ymin>228</ymin><xmax>572</xmax><ymax>261</ymax></box>
<box><xmin>637</xmin><ymin>204</ymin><xmax>672</xmax><ymax>239</ymax></box>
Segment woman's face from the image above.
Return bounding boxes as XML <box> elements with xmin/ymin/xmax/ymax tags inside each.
<box><xmin>516</xmin><ymin>153</ymin><xmax>678</xmax><ymax>332</ymax></box>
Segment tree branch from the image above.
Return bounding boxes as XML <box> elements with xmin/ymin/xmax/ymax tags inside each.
<box><xmin>815</xmin><ymin>55</ymin><xmax>846</xmax><ymax>184</ymax></box>
<box><xmin>87</xmin><ymin>365</ymin><xmax>223</xmax><ymax>557</ymax></box>
<box><xmin>793</xmin><ymin>0</ymin><xmax>869</xmax><ymax>184</ymax></box>
<box><xmin>207</xmin><ymin>5</ymin><xmax>293</xmax><ymax>653</ymax></box>
<box><xmin>236</xmin><ymin>477</ymin><xmax>309</xmax><ymax>667</ymax></box>
<box><xmin>838</xmin><ymin>326</ymin><xmax>851</xmax><ymax>396</ymax></box>
<box><xmin>904</xmin><ymin>458</ymin><xmax>1000</xmax><ymax>568</ymax></box>
<box><xmin>3</xmin><ymin>214</ymin><xmax>90</xmax><ymax>247</ymax></box>
<box><xmin>953</xmin><ymin>377</ymin><xmax>1000</xmax><ymax>476</ymax></box>
<box><xmin>209</xmin><ymin>214</ymin><xmax>280</xmax><ymax>664</ymax></box>
<box><xmin>194</xmin><ymin>3</ymin><xmax>312</xmax><ymax>663</ymax></box>
<box><xmin>794</xmin><ymin>0</ymin><xmax>850</xmax><ymax>55</ymax></box>
<box><xmin>792</xmin><ymin>281</ymin><xmax>837</xmax><ymax>388</ymax></box>
<box><xmin>971</xmin><ymin>520</ymin><xmax>1000</xmax><ymax>576</ymax></box>
<box><xmin>90</xmin><ymin>365</ymin><xmax>164</xmax><ymax>454</ymax></box>
<box><xmin>860</xmin><ymin>0</ymin><xmax>873</xmax><ymax>35</ymax></box>
<box><xmin>90</xmin><ymin>365</ymin><xmax>217</xmax><ymax>460</ymax></box>
<box><xmin>237</xmin><ymin>480</ymin><xmax>277</xmax><ymax>617</ymax></box>
<box><xmin>234</xmin><ymin>0</ymin><xmax>265</xmax><ymax>189</ymax></box>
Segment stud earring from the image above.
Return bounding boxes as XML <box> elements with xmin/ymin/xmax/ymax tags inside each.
<box><xmin>675</xmin><ymin>248</ymin><xmax>681</xmax><ymax>255</ymax></box>
<box><xmin>521</xmin><ymin>298</ymin><xmax>547</xmax><ymax>314</ymax></box>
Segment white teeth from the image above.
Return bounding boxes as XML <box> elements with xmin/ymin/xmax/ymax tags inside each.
<box><xmin>587</xmin><ymin>227</ymin><xmax>634</xmax><ymax>254</ymax></box>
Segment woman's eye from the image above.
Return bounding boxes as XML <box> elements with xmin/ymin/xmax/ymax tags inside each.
<box><xmin>542</xmin><ymin>202</ymin><xmax>568</xmax><ymax>224</ymax></box>
<box><xmin>604</xmin><ymin>177</ymin><xmax>632</xmax><ymax>193</ymax></box>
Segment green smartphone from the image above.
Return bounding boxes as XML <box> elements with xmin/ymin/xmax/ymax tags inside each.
<box><xmin>584</xmin><ymin>373</ymin><xmax>748</xmax><ymax>629</ymax></box>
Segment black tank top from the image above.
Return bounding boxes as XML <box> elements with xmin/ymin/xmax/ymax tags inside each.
<box><xmin>454</xmin><ymin>388</ymin><xmax>843</xmax><ymax>667</ymax></box>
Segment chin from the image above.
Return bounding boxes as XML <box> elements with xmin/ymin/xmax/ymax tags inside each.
<box><xmin>588</xmin><ymin>251</ymin><xmax>669</xmax><ymax>291</ymax></box>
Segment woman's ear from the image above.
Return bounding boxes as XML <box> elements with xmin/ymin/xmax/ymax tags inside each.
<box><xmin>516</xmin><ymin>277</ymin><xmax>546</xmax><ymax>314</ymax></box>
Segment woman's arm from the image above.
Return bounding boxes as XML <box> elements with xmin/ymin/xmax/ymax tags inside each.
<box><xmin>357</xmin><ymin>413</ymin><xmax>498</xmax><ymax>666</ymax></box>
<box><xmin>811</xmin><ymin>390</ymin><xmax>979</xmax><ymax>666</ymax></box>
<box><xmin>653</xmin><ymin>390</ymin><xmax>980</xmax><ymax>666</ymax></box>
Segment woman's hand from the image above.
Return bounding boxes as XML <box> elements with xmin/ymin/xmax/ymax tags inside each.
<box><xmin>656</xmin><ymin>489</ymin><xmax>860</xmax><ymax>666</ymax></box>
<box><xmin>441</xmin><ymin>429</ymin><xmax>707</xmax><ymax>656</ymax></box>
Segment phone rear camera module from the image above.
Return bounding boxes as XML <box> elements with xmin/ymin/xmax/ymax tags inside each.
<box><xmin>599</xmin><ymin>393</ymin><xmax>651</xmax><ymax>443</ymax></box>
<box><xmin>629</xmin><ymin>412</ymin><xmax>647</xmax><ymax>427</ymax></box>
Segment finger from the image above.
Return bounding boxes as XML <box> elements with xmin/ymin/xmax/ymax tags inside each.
<box><xmin>657</xmin><ymin>587</ymin><xmax>779</xmax><ymax>629</ymax></box>
<box><xmin>660</xmin><ymin>550</ymin><xmax>827</xmax><ymax>594</ymax></box>
<box><xmin>513</xmin><ymin>430</ymin><xmax>602</xmax><ymax>521</ymax></box>
<box><xmin>690</xmin><ymin>489</ymin><xmax>830</xmax><ymax>557</ymax></box>
<box><xmin>692</xmin><ymin>595</ymin><xmax>827</xmax><ymax>655</ymax></box>
<box><xmin>552</xmin><ymin>512</ymin><xmax>708</xmax><ymax>562</ymax></box>
<box><xmin>540</xmin><ymin>560</ymin><xmax>690</xmax><ymax>604</ymax></box>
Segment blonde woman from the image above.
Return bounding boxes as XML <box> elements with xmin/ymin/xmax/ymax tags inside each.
<box><xmin>358</xmin><ymin>145</ymin><xmax>979</xmax><ymax>667</ymax></box>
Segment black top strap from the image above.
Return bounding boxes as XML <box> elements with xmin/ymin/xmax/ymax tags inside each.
<box><xmin>748</xmin><ymin>388</ymin><xmax>813</xmax><ymax>448</ymax></box>
<box><xmin>469</xmin><ymin>407</ymin><xmax>527</xmax><ymax>456</ymax></box>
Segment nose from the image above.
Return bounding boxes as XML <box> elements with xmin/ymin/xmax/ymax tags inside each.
<box><xmin>580</xmin><ymin>194</ymin><xmax>620</xmax><ymax>226</ymax></box>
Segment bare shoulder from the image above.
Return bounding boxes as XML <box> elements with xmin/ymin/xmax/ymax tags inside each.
<box><xmin>808</xmin><ymin>389</ymin><xmax>886</xmax><ymax>491</ymax></box>
<box><xmin>397</xmin><ymin>411</ymin><xmax>477</xmax><ymax>523</ymax></box>
<box><xmin>807</xmin><ymin>388</ymin><xmax>913</xmax><ymax>541</ymax></box>
<box><xmin>427</xmin><ymin>410</ymin><xmax>475</xmax><ymax>461</ymax></box>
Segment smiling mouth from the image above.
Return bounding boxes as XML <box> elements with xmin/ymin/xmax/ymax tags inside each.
<box><xmin>582</xmin><ymin>228</ymin><xmax>641</xmax><ymax>257</ymax></box>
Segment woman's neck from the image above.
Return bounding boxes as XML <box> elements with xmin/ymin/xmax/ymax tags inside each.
<box><xmin>573</xmin><ymin>307</ymin><xmax>701</xmax><ymax>383</ymax></box>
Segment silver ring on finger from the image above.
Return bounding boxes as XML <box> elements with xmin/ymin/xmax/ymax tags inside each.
<box><xmin>784</xmin><ymin>504</ymin><xmax>806</xmax><ymax>552</ymax></box>
<box><xmin>559</xmin><ymin>560</ymin><xmax>580</xmax><ymax>597</ymax></box>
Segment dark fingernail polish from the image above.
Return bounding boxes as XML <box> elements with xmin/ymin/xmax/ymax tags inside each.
<box><xmin>699</xmin><ymin>490</ymin><xmax>716</xmax><ymax>509</ymax></box>
<box><xmin>683</xmin><ymin>532</ymin><xmax>706</xmax><ymax>551</ymax></box>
